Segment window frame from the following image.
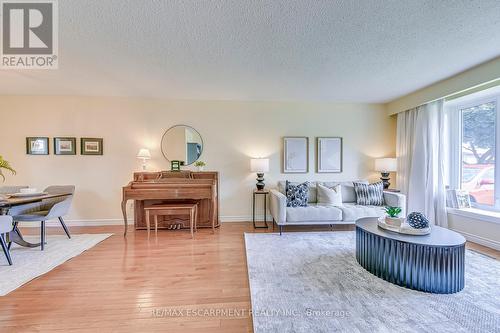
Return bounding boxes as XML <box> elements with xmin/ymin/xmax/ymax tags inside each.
<box><xmin>447</xmin><ymin>93</ymin><xmax>500</xmax><ymax>212</ymax></box>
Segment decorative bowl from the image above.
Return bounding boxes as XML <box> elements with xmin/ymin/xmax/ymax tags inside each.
<box><xmin>377</xmin><ymin>217</ymin><xmax>431</xmax><ymax>235</ymax></box>
<box><xmin>385</xmin><ymin>216</ymin><xmax>404</xmax><ymax>227</ymax></box>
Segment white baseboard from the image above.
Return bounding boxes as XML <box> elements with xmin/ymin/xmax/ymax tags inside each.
<box><xmin>220</xmin><ymin>215</ymin><xmax>267</xmax><ymax>222</ymax></box>
<box><xmin>18</xmin><ymin>219</ymin><xmax>128</xmax><ymax>228</ymax></box>
<box><xmin>17</xmin><ymin>216</ymin><xmax>263</xmax><ymax>227</ymax></box>
<box><xmin>450</xmin><ymin>228</ymin><xmax>500</xmax><ymax>251</ymax></box>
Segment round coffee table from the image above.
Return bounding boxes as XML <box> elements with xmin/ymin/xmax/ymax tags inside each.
<box><xmin>355</xmin><ymin>217</ymin><xmax>466</xmax><ymax>294</ymax></box>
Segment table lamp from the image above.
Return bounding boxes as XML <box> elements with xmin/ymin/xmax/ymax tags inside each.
<box><xmin>250</xmin><ymin>158</ymin><xmax>269</xmax><ymax>190</ymax></box>
<box><xmin>375</xmin><ymin>158</ymin><xmax>397</xmax><ymax>189</ymax></box>
<box><xmin>137</xmin><ymin>148</ymin><xmax>151</xmax><ymax>171</ymax></box>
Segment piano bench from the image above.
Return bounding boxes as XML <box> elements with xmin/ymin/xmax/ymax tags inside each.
<box><xmin>144</xmin><ymin>203</ymin><xmax>198</xmax><ymax>238</ymax></box>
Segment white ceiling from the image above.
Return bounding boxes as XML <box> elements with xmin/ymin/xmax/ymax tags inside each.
<box><xmin>1</xmin><ymin>0</ymin><xmax>500</xmax><ymax>103</ymax></box>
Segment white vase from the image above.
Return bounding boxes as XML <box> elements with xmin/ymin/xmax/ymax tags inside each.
<box><xmin>197</xmin><ymin>166</ymin><xmax>204</xmax><ymax>172</ymax></box>
<box><xmin>385</xmin><ymin>216</ymin><xmax>404</xmax><ymax>227</ymax></box>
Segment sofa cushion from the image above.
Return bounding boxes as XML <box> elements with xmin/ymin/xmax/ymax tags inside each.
<box><xmin>278</xmin><ymin>181</ymin><xmax>317</xmax><ymax>203</ymax></box>
<box><xmin>286</xmin><ymin>204</ymin><xmax>342</xmax><ymax>222</ymax></box>
<box><xmin>339</xmin><ymin>203</ymin><xmax>385</xmax><ymax>222</ymax></box>
<box><xmin>353</xmin><ymin>181</ymin><xmax>385</xmax><ymax>206</ymax></box>
<box><xmin>285</xmin><ymin>181</ymin><xmax>309</xmax><ymax>207</ymax></box>
<box><xmin>320</xmin><ymin>180</ymin><xmax>368</xmax><ymax>203</ymax></box>
<box><xmin>317</xmin><ymin>183</ymin><xmax>343</xmax><ymax>206</ymax></box>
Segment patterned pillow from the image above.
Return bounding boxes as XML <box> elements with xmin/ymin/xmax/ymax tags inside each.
<box><xmin>353</xmin><ymin>181</ymin><xmax>384</xmax><ymax>206</ymax></box>
<box><xmin>285</xmin><ymin>181</ymin><xmax>309</xmax><ymax>207</ymax></box>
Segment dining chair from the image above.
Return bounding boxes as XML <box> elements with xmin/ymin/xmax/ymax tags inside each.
<box><xmin>43</xmin><ymin>185</ymin><xmax>75</xmax><ymax>239</ymax></box>
<box><xmin>1</xmin><ymin>186</ymin><xmax>29</xmax><ymax>251</ymax></box>
<box><xmin>0</xmin><ymin>215</ymin><xmax>13</xmax><ymax>265</ymax></box>
<box><xmin>12</xmin><ymin>185</ymin><xmax>75</xmax><ymax>251</ymax></box>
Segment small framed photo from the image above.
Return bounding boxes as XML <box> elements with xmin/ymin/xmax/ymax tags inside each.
<box><xmin>455</xmin><ymin>190</ymin><xmax>471</xmax><ymax>209</ymax></box>
<box><xmin>26</xmin><ymin>137</ymin><xmax>49</xmax><ymax>155</ymax></box>
<box><xmin>54</xmin><ymin>137</ymin><xmax>76</xmax><ymax>155</ymax></box>
<box><xmin>283</xmin><ymin>137</ymin><xmax>309</xmax><ymax>173</ymax></box>
<box><xmin>446</xmin><ymin>189</ymin><xmax>472</xmax><ymax>209</ymax></box>
<box><xmin>316</xmin><ymin>137</ymin><xmax>342</xmax><ymax>173</ymax></box>
<box><xmin>446</xmin><ymin>188</ymin><xmax>458</xmax><ymax>208</ymax></box>
<box><xmin>171</xmin><ymin>160</ymin><xmax>181</xmax><ymax>171</ymax></box>
<box><xmin>81</xmin><ymin>138</ymin><xmax>103</xmax><ymax>155</ymax></box>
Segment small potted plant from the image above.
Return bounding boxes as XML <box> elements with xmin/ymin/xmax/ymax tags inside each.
<box><xmin>385</xmin><ymin>206</ymin><xmax>403</xmax><ymax>227</ymax></box>
<box><xmin>194</xmin><ymin>161</ymin><xmax>206</xmax><ymax>172</ymax></box>
<box><xmin>0</xmin><ymin>156</ymin><xmax>15</xmax><ymax>202</ymax></box>
<box><xmin>0</xmin><ymin>155</ymin><xmax>16</xmax><ymax>182</ymax></box>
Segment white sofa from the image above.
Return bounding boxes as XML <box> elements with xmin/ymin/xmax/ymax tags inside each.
<box><xmin>269</xmin><ymin>181</ymin><xmax>406</xmax><ymax>234</ymax></box>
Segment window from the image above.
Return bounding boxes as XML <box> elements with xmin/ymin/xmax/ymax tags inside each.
<box><xmin>461</xmin><ymin>102</ymin><xmax>496</xmax><ymax>208</ymax></box>
<box><xmin>446</xmin><ymin>86</ymin><xmax>500</xmax><ymax>211</ymax></box>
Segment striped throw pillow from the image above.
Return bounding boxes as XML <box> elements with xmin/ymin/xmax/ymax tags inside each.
<box><xmin>353</xmin><ymin>181</ymin><xmax>384</xmax><ymax>206</ymax></box>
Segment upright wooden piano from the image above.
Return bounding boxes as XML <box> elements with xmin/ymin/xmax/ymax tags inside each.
<box><xmin>121</xmin><ymin>171</ymin><xmax>219</xmax><ymax>235</ymax></box>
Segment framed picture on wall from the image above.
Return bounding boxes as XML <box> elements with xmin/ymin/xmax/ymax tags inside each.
<box><xmin>81</xmin><ymin>138</ymin><xmax>103</xmax><ymax>155</ymax></box>
<box><xmin>26</xmin><ymin>137</ymin><xmax>49</xmax><ymax>155</ymax></box>
<box><xmin>54</xmin><ymin>137</ymin><xmax>77</xmax><ymax>155</ymax></box>
<box><xmin>283</xmin><ymin>137</ymin><xmax>309</xmax><ymax>173</ymax></box>
<box><xmin>316</xmin><ymin>137</ymin><xmax>342</xmax><ymax>173</ymax></box>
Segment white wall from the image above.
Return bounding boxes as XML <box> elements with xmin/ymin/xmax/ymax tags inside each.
<box><xmin>386</xmin><ymin>56</ymin><xmax>500</xmax><ymax>115</ymax></box>
<box><xmin>0</xmin><ymin>96</ymin><xmax>395</xmax><ymax>223</ymax></box>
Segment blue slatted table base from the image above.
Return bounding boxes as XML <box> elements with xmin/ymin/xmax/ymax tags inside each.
<box><xmin>356</xmin><ymin>226</ymin><xmax>465</xmax><ymax>294</ymax></box>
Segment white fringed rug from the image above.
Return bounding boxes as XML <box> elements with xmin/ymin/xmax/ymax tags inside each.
<box><xmin>0</xmin><ymin>234</ymin><xmax>112</xmax><ymax>296</ymax></box>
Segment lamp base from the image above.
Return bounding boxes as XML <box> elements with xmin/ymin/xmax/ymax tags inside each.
<box><xmin>380</xmin><ymin>172</ymin><xmax>390</xmax><ymax>189</ymax></box>
<box><xmin>256</xmin><ymin>173</ymin><xmax>265</xmax><ymax>190</ymax></box>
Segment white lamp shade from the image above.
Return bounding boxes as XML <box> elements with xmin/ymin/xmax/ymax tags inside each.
<box><xmin>137</xmin><ymin>148</ymin><xmax>151</xmax><ymax>159</ymax></box>
<box><xmin>250</xmin><ymin>158</ymin><xmax>269</xmax><ymax>172</ymax></box>
<box><xmin>375</xmin><ymin>158</ymin><xmax>397</xmax><ymax>172</ymax></box>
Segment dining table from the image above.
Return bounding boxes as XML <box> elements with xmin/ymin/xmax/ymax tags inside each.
<box><xmin>0</xmin><ymin>192</ymin><xmax>73</xmax><ymax>248</ymax></box>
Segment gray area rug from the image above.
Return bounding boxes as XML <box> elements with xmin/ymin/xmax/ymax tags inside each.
<box><xmin>0</xmin><ymin>234</ymin><xmax>112</xmax><ymax>296</ymax></box>
<box><xmin>245</xmin><ymin>232</ymin><xmax>500</xmax><ymax>333</ymax></box>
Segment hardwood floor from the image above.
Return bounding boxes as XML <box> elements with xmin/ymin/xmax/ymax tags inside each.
<box><xmin>0</xmin><ymin>222</ymin><xmax>498</xmax><ymax>332</ymax></box>
<box><xmin>466</xmin><ymin>241</ymin><xmax>500</xmax><ymax>259</ymax></box>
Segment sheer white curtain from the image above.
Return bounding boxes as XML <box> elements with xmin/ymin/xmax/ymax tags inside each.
<box><xmin>396</xmin><ymin>100</ymin><xmax>448</xmax><ymax>227</ymax></box>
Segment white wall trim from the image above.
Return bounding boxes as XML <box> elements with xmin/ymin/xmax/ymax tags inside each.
<box><xmin>450</xmin><ymin>228</ymin><xmax>500</xmax><ymax>251</ymax></box>
<box><xmin>17</xmin><ymin>216</ymin><xmax>265</xmax><ymax>227</ymax></box>
<box><xmin>448</xmin><ymin>208</ymin><xmax>500</xmax><ymax>225</ymax></box>
<box><xmin>220</xmin><ymin>215</ymin><xmax>267</xmax><ymax>222</ymax></box>
<box><xmin>18</xmin><ymin>219</ymin><xmax>128</xmax><ymax>228</ymax></box>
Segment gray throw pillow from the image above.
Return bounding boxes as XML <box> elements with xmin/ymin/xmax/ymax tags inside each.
<box><xmin>286</xmin><ymin>181</ymin><xmax>309</xmax><ymax>207</ymax></box>
<box><xmin>317</xmin><ymin>183</ymin><xmax>343</xmax><ymax>206</ymax></box>
<box><xmin>353</xmin><ymin>181</ymin><xmax>384</xmax><ymax>206</ymax></box>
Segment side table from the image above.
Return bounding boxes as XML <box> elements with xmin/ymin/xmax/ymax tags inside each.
<box><xmin>252</xmin><ymin>189</ymin><xmax>269</xmax><ymax>229</ymax></box>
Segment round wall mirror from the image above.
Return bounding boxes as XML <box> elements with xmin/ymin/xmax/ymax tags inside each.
<box><xmin>161</xmin><ymin>125</ymin><xmax>203</xmax><ymax>165</ymax></box>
